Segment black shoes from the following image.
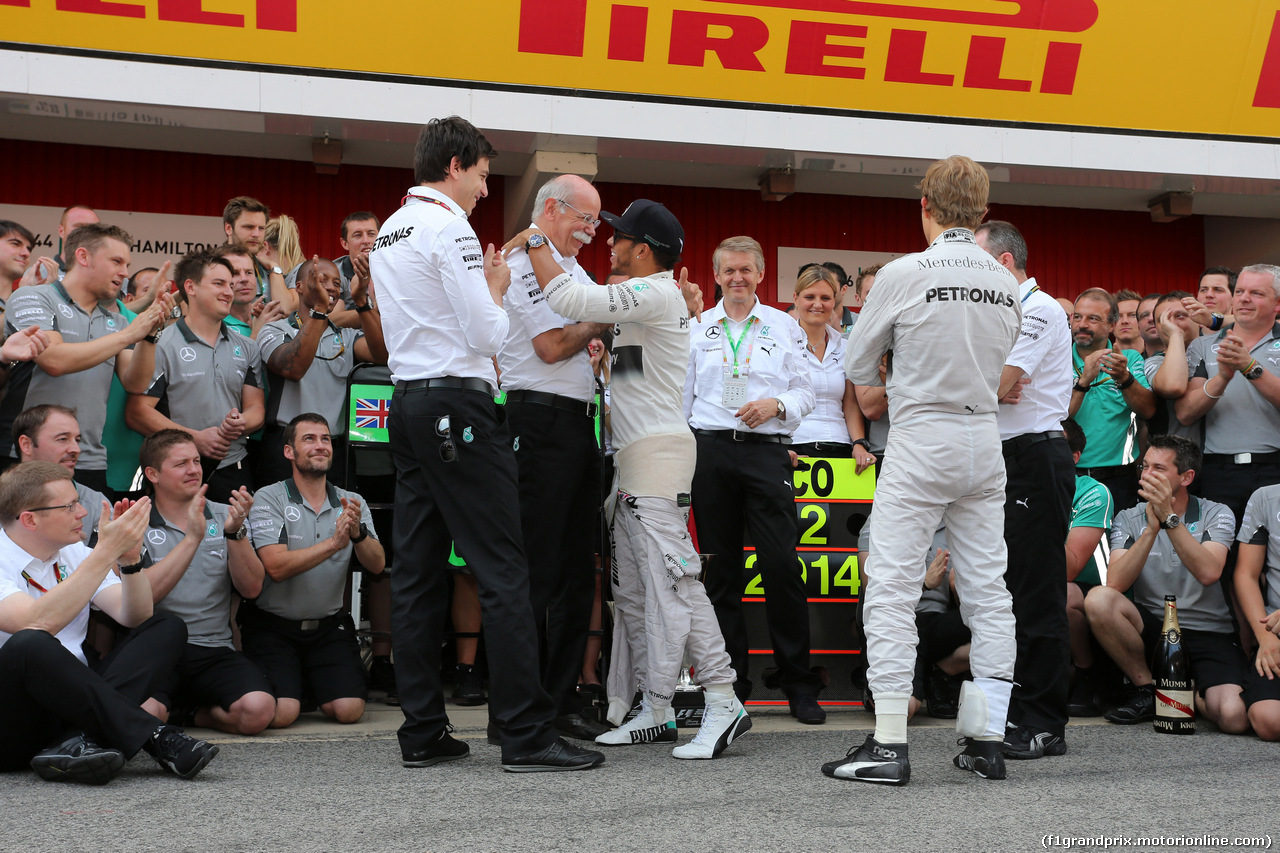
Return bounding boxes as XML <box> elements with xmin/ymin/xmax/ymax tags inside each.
<box><xmin>501</xmin><ymin>737</ymin><xmax>605</xmax><ymax>773</ymax></box>
<box><xmin>144</xmin><ymin>726</ymin><xmax>220</xmax><ymax>779</ymax></box>
<box><xmin>789</xmin><ymin>695</ymin><xmax>827</xmax><ymax>725</ymax></box>
<box><xmin>30</xmin><ymin>734</ymin><xmax>125</xmax><ymax>785</ymax></box>
<box><xmin>451</xmin><ymin>663</ymin><xmax>487</xmax><ymax>706</ymax></box>
<box><xmin>821</xmin><ymin>734</ymin><xmax>910</xmax><ymax>785</ymax></box>
<box><xmin>1068</xmin><ymin>668</ymin><xmax>1101</xmax><ymax>717</ymax></box>
<box><xmin>1105</xmin><ymin>684</ymin><xmax>1156</xmax><ymax>725</ymax></box>
<box><xmin>1002</xmin><ymin>724</ymin><xmax>1067</xmax><ymax>759</ymax></box>
<box><xmin>369</xmin><ymin>656</ymin><xmax>399</xmax><ymax>706</ymax></box>
<box><xmin>954</xmin><ymin>738</ymin><xmax>1006</xmax><ymax>780</ymax></box>
<box><xmin>926</xmin><ymin>667</ymin><xmax>960</xmax><ymax>719</ymax></box>
<box><xmin>403</xmin><ymin>726</ymin><xmax>470</xmax><ymax>767</ymax></box>
<box><xmin>554</xmin><ymin>712</ymin><xmax>612</xmax><ymax>740</ymax></box>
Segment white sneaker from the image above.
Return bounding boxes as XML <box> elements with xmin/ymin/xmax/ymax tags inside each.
<box><xmin>594</xmin><ymin>702</ymin><xmax>677</xmax><ymax>746</ymax></box>
<box><xmin>671</xmin><ymin>695</ymin><xmax>751</xmax><ymax>760</ymax></box>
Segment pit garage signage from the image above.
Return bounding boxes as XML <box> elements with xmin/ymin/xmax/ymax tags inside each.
<box><xmin>3</xmin><ymin>1</ymin><xmax>1279</xmax><ymax>139</ymax></box>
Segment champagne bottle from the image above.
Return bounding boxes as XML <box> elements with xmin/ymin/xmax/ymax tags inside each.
<box><xmin>1154</xmin><ymin>595</ymin><xmax>1195</xmax><ymax>734</ymax></box>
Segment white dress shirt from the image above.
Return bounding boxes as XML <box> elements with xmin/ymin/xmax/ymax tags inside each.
<box><xmin>684</xmin><ymin>298</ymin><xmax>815</xmax><ymax>436</ymax></box>
<box><xmin>368</xmin><ymin>187</ymin><xmax>507</xmax><ymax>383</ymax></box>
<box><xmin>498</xmin><ymin>232</ymin><xmax>596</xmax><ymax>402</ymax></box>
<box><xmin>997</xmin><ymin>277</ymin><xmax>1073</xmax><ymax>440</ymax></box>
<box><xmin>794</xmin><ymin>325</ymin><xmax>852</xmax><ymax>445</ymax></box>
<box><xmin>0</xmin><ymin>529</ymin><xmax>117</xmax><ymax>664</ymax></box>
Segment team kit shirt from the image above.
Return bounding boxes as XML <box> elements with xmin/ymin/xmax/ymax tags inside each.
<box><xmin>794</xmin><ymin>325</ymin><xmax>851</xmax><ymax>446</ymax></box>
<box><xmin>249</xmin><ymin>479</ymin><xmax>377</xmax><ymax>620</ymax></box>
<box><xmin>147</xmin><ymin>320</ymin><xmax>261</xmax><ymax>468</ymax></box>
<box><xmin>0</xmin><ymin>529</ymin><xmax>118</xmax><ymax>664</ymax></box>
<box><xmin>1110</xmin><ymin>497</ymin><xmax>1237</xmax><ymax>632</ymax></box>
<box><xmin>1237</xmin><ymin>484</ymin><xmax>1280</xmax><ymax>613</ymax></box>
<box><xmin>1070</xmin><ymin>474</ymin><xmax>1114</xmax><ymax>586</ymax></box>
<box><xmin>1071</xmin><ymin>346</ymin><xmax>1151</xmax><ymax>468</ymax></box>
<box><xmin>998</xmin><ymin>277</ymin><xmax>1072</xmax><ymax>441</ymax></box>
<box><xmin>258</xmin><ymin>317</ymin><xmax>364</xmax><ymax>433</ymax></box>
<box><xmin>685</xmin><ymin>299</ymin><xmax>815</xmax><ymax>437</ymax></box>
<box><xmin>1143</xmin><ymin>352</ymin><xmax>1203</xmax><ymax>445</ymax></box>
<box><xmin>0</xmin><ymin>282</ymin><xmax>132</xmax><ymax>467</ymax></box>
<box><xmin>146</xmin><ymin>501</ymin><xmax>238</xmax><ymax>648</ymax></box>
<box><xmin>499</xmin><ymin>235</ymin><xmax>596</xmax><ymax>401</ymax></box>
<box><xmin>1187</xmin><ymin>323</ymin><xmax>1280</xmax><ymax>455</ymax></box>
<box><xmin>846</xmin><ymin>227</ymin><xmax>1021</xmax><ymax>421</ymax></box>
<box><xmin>369</xmin><ymin>187</ymin><xmax>508</xmax><ymax>385</ymax></box>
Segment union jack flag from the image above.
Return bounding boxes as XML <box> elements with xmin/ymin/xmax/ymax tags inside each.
<box><xmin>353</xmin><ymin>397</ymin><xmax>392</xmax><ymax>430</ymax></box>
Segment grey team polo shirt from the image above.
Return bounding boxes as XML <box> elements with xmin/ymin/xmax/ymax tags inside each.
<box><xmin>1187</xmin><ymin>322</ymin><xmax>1280</xmax><ymax>455</ymax></box>
<box><xmin>1</xmin><ymin>281</ymin><xmax>131</xmax><ymax>468</ymax></box>
<box><xmin>146</xmin><ymin>500</ymin><xmax>237</xmax><ymax>648</ymax></box>
<box><xmin>1110</xmin><ymin>497</ymin><xmax>1237</xmax><ymax>633</ymax></box>
<box><xmin>146</xmin><ymin>319</ymin><xmax>261</xmax><ymax>467</ymax></box>
<box><xmin>1237</xmin><ymin>484</ymin><xmax>1280</xmax><ymax>613</ymax></box>
<box><xmin>257</xmin><ymin>316</ymin><xmax>363</xmax><ymax>434</ymax></box>
<box><xmin>248</xmin><ymin>478</ymin><xmax>376</xmax><ymax>620</ymax></box>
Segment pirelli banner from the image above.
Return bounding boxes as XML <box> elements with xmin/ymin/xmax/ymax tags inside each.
<box><xmin>3</xmin><ymin>1</ymin><xmax>1279</xmax><ymax>139</ymax></box>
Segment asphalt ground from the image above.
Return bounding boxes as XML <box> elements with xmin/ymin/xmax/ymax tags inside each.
<box><xmin>2</xmin><ymin>701</ymin><xmax>1276</xmax><ymax>853</ymax></box>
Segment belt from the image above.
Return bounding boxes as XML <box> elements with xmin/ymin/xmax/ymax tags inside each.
<box><xmin>506</xmin><ymin>389</ymin><xmax>598</xmax><ymax>418</ymax></box>
<box><xmin>1079</xmin><ymin>464</ymin><xmax>1135</xmax><ymax>478</ymax></box>
<box><xmin>792</xmin><ymin>441</ymin><xmax>853</xmax><ymax>455</ymax></box>
<box><xmin>241</xmin><ymin>604</ymin><xmax>343</xmax><ymax>634</ymax></box>
<box><xmin>1001</xmin><ymin>430</ymin><xmax>1065</xmax><ymax>457</ymax></box>
<box><xmin>694</xmin><ymin>429</ymin><xmax>791</xmax><ymax>445</ymax></box>
<box><xmin>397</xmin><ymin>377</ymin><xmax>495</xmax><ymax>397</ymax></box>
<box><xmin>1203</xmin><ymin>451</ymin><xmax>1280</xmax><ymax>465</ymax></box>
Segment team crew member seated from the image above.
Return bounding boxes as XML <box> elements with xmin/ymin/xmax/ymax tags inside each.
<box><xmin>13</xmin><ymin>405</ymin><xmax>108</xmax><ymax>544</ymax></box>
<box><xmin>830</xmin><ymin>155</ymin><xmax>1021</xmax><ymax>785</ymax></box>
<box><xmin>1084</xmin><ymin>436</ymin><xmax>1247</xmax><ymax>732</ymax></box>
<box><xmin>126</xmin><ymin>248</ymin><xmax>265</xmax><ymax>503</ymax></box>
<box><xmin>684</xmin><ymin>235</ymin><xmax>822</xmax><ymax>721</ymax></box>
<box><xmin>1234</xmin><ymin>483</ymin><xmax>1280</xmax><ymax>740</ymax></box>
<box><xmin>0</xmin><ymin>461</ymin><xmax>218</xmax><ymax>783</ymax></box>
<box><xmin>499</xmin><ymin>174</ymin><xmax>613</xmax><ymax>741</ymax></box>
<box><xmin>975</xmin><ymin>220</ymin><xmax>1075</xmax><ymax>760</ymax></box>
<box><xmin>369</xmin><ymin>116</ymin><xmax>603</xmax><ymax>773</ymax></box>
<box><xmin>139</xmin><ymin>430</ymin><xmax>276</xmax><ymax>736</ymax></box>
<box><xmin>258</xmin><ymin>257</ymin><xmax>387</xmax><ymax>487</ymax></box>
<box><xmin>507</xmin><ymin>199</ymin><xmax>750</xmax><ymax>760</ymax></box>
<box><xmin>0</xmin><ymin>223</ymin><xmax>174</xmax><ymax>492</ymax></box>
<box><xmin>243</xmin><ymin>414</ymin><xmax>384</xmax><ymax>728</ymax></box>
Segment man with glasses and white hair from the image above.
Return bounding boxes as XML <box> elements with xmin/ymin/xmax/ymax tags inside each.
<box><xmin>499</xmin><ymin>174</ymin><xmax>614</xmax><ymax>742</ymax></box>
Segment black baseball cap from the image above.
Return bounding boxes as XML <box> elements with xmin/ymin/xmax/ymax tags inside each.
<box><xmin>600</xmin><ymin>199</ymin><xmax>684</xmax><ymax>254</ymax></box>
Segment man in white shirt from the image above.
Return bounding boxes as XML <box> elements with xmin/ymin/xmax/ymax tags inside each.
<box><xmin>499</xmin><ymin>174</ymin><xmax>613</xmax><ymax>741</ymax></box>
<box><xmin>684</xmin><ymin>235</ymin><xmax>824</xmax><ymax>723</ymax></box>
<box><xmin>829</xmin><ymin>156</ymin><xmax>1021</xmax><ymax>785</ymax></box>
<box><xmin>370</xmin><ymin>116</ymin><xmax>603</xmax><ymax>774</ymax></box>
<box><xmin>0</xmin><ymin>461</ymin><xmax>218</xmax><ymax>783</ymax></box>
<box><xmin>975</xmin><ymin>221</ymin><xmax>1076</xmax><ymax>760</ymax></box>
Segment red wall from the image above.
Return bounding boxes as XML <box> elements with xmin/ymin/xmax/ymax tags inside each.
<box><xmin>1</xmin><ymin>139</ymin><xmax>1205</xmax><ymax>303</ymax></box>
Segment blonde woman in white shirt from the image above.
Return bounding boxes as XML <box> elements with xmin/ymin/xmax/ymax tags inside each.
<box><xmin>791</xmin><ymin>264</ymin><xmax>876</xmax><ymax>473</ymax></box>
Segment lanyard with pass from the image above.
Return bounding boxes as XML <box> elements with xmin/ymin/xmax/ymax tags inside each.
<box><xmin>22</xmin><ymin>562</ymin><xmax>66</xmax><ymax>594</ymax></box>
<box><xmin>720</xmin><ymin>316</ymin><xmax>757</xmax><ymax>408</ymax></box>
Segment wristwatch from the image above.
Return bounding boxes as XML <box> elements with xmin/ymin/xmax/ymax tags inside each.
<box><xmin>354</xmin><ymin>303</ymin><xmax>373</xmax><ymax>314</ymax></box>
<box><xmin>226</xmin><ymin>525</ymin><xmax>248</xmax><ymax>541</ymax></box>
<box><xmin>352</xmin><ymin>522</ymin><xmax>369</xmax><ymax>544</ymax></box>
<box><xmin>776</xmin><ymin>399</ymin><xmax>787</xmax><ymax>419</ymax></box>
<box><xmin>525</xmin><ymin>233</ymin><xmax>548</xmax><ymax>251</ymax></box>
<box><xmin>1160</xmin><ymin>513</ymin><xmax>1182</xmax><ymax>531</ymax></box>
<box><xmin>852</xmin><ymin>438</ymin><xmax>871</xmax><ymax>451</ymax></box>
<box><xmin>309</xmin><ymin>308</ymin><xmax>329</xmax><ymax>322</ymax></box>
<box><xmin>1245</xmin><ymin>361</ymin><xmax>1265</xmax><ymax>381</ymax></box>
<box><xmin>272</xmin><ymin>265</ymin><xmax>284</xmax><ymax>276</ymax></box>
<box><xmin>1209</xmin><ymin>312</ymin><xmax>1224</xmax><ymax>331</ymax></box>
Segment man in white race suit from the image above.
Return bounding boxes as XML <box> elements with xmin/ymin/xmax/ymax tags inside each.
<box><xmin>824</xmin><ymin>156</ymin><xmax>1021</xmax><ymax>785</ymax></box>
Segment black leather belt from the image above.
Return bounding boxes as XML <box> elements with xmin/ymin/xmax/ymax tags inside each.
<box><xmin>694</xmin><ymin>428</ymin><xmax>790</xmax><ymax>445</ymax></box>
<box><xmin>1204</xmin><ymin>451</ymin><xmax>1280</xmax><ymax>465</ymax></box>
<box><xmin>1001</xmin><ymin>430</ymin><xmax>1065</xmax><ymax>457</ymax></box>
<box><xmin>240</xmin><ymin>603</ymin><xmax>342</xmax><ymax>634</ymax></box>
<box><xmin>507</xmin><ymin>389</ymin><xmax>598</xmax><ymax>418</ymax></box>
<box><xmin>397</xmin><ymin>377</ymin><xmax>495</xmax><ymax>397</ymax></box>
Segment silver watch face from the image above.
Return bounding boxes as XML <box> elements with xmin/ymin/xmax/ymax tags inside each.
<box><xmin>1164</xmin><ymin>514</ymin><xmax>1181</xmax><ymax>529</ymax></box>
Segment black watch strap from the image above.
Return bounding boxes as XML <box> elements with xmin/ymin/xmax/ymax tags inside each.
<box><xmin>354</xmin><ymin>303</ymin><xmax>373</xmax><ymax>314</ymax></box>
<box><xmin>352</xmin><ymin>522</ymin><xmax>369</xmax><ymax>544</ymax></box>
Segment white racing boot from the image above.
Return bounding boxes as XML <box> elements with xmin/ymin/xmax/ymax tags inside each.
<box><xmin>594</xmin><ymin>700</ymin><xmax>677</xmax><ymax>746</ymax></box>
<box><xmin>671</xmin><ymin>690</ymin><xmax>751</xmax><ymax>760</ymax></box>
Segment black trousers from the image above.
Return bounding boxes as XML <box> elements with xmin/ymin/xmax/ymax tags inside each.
<box><xmin>508</xmin><ymin>401</ymin><xmax>600</xmax><ymax>716</ymax></box>
<box><xmin>1081</xmin><ymin>463</ymin><xmax>1138</xmax><ymax>514</ymax></box>
<box><xmin>388</xmin><ymin>386</ymin><xmax>554</xmax><ymax>758</ymax></box>
<box><xmin>1199</xmin><ymin>457</ymin><xmax>1280</xmax><ymax>527</ymax></box>
<box><xmin>692</xmin><ymin>433</ymin><xmax>821</xmax><ymax>700</ymax></box>
<box><xmin>0</xmin><ymin>612</ymin><xmax>186</xmax><ymax>769</ymax></box>
<box><xmin>1003</xmin><ymin>435</ymin><xmax>1075</xmax><ymax>736</ymax></box>
<box><xmin>73</xmin><ymin>467</ymin><xmax>111</xmax><ymax>499</ymax></box>
<box><xmin>202</xmin><ymin>458</ymin><xmax>253</xmax><ymax>503</ymax></box>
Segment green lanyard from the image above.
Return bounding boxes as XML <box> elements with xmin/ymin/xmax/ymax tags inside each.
<box><xmin>720</xmin><ymin>316</ymin><xmax>758</xmax><ymax>377</ymax></box>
